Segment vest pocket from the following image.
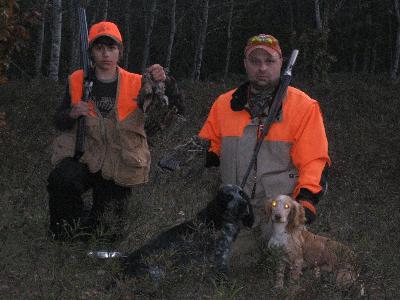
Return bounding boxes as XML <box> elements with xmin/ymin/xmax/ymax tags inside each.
<box><xmin>118</xmin><ymin>127</ymin><xmax>150</xmax><ymax>166</ymax></box>
<box><xmin>113</xmin><ymin>126</ymin><xmax>151</xmax><ymax>186</ymax></box>
<box><xmin>51</xmin><ymin>132</ymin><xmax>75</xmax><ymax>166</ymax></box>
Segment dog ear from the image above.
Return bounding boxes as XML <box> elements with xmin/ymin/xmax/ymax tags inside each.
<box><xmin>265</xmin><ymin>199</ymin><xmax>272</xmax><ymax>221</ymax></box>
<box><xmin>297</xmin><ymin>204</ymin><xmax>306</xmax><ymax>226</ymax></box>
<box><xmin>286</xmin><ymin>200</ymin><xmax>302</xmax><ymax>232</ymax></box>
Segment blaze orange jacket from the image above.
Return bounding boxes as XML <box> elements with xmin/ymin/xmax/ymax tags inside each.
<box><xmin>51</xmin><ymin>67</ymin><xmax>151</xmax><ymax>187</ymax></box>
<box><xmin>199</xmin><ymin>83</ymin><xmax>330</xmax><ymax>204</ymax></box>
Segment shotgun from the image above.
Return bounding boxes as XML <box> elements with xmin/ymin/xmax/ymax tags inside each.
<box><xmin>235</xmin><ymin>49</ymin><xmax>299</xmax><ymax>225</ymax></box>
<box><xmin>240</xmin><ymin>49</ymin><xmax>299</xmax><ymax>189</ymax></box>
<box><xmin>74</xmin><ymin>7</ymin><xmax>92</xmax><ymax>159</ymax></box>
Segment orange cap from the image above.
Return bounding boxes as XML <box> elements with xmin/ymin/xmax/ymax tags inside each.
<box><xmin>88</xmin><ymin>21</ymin><xmax>123</xmax><ymax>45</ymax></box>
<box><xmin>244</xmin><ymin>34</ymin><xmax>281</xmax><ymax>57</ymax></box>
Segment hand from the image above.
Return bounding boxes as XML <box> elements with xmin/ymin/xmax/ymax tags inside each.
<box><xmin>299</xmin><ymin>200</ymin><xmax>317</xmax><ymax>224</ymax></box>
<box><xmin>147</xmin><ymin>64</ymin><xmax>166</xmax><ymax>82</ymax></box>
<box><xmin>69</xmin><ymin>101</ymin><xmax>89</xmax><ymax>119</ymax></box>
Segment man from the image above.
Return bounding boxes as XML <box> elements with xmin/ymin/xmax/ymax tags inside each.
<box><xmin>198</xmin><ymin>34</ymin><xmax>330</xmax><ymax>257</ymax></box>
<box><xmin>48</xmin><ymin>21</ymin><xmax>182</xmax><ymax>241</ymax></box>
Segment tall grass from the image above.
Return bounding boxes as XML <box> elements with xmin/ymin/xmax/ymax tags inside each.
<box><xmin>0</xmin><ymin>74</ymin><xmax>398</xmax><ymax>299</ymax></box>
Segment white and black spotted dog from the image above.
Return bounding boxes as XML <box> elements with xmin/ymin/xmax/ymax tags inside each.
<box><xmin>121</xmin><ymin>184</ymin><xmax>254</xmax><ymax>282</ymax></box>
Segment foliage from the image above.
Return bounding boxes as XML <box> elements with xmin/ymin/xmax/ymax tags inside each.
<box><xmin>297</xmin><ymin>29</ymin><xmax>337</xmax><ymax>83</ymax></box>
<box><xmin>0</xmin><ymin>0</ymin><xmax>39</xmax><ymax>84</ymax></box>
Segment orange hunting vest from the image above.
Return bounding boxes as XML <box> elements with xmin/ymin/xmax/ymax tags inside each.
<box><xmin>199</xmin><ymin>86</ymin><xmax>330</xmax><ymax>200</ymax></box>
<box><xmin>51</xmin><ymin>67</ymin><xmax>151</xmax><ymax>187</ymax></box>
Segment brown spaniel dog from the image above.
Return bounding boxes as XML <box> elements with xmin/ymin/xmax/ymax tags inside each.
<box><xmin>265</xmin><ymin>195</ymin><xmax>358</xmax><ymax>289</ymax></box>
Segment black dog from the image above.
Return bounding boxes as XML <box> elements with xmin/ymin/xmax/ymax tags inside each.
<box><xmin>121</xmin><ymin>184</ymin><xmax>254</xmax><ymax>282</ymax></box>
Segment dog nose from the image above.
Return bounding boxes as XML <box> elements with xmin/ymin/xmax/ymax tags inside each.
<box><xmin>274</xmin><ymin>214</ymin><xmax>282</xmax><ymax>221</ymax></box>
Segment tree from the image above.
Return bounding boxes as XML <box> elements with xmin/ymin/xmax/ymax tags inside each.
<box><xmin>141</xmin><ymin>0</ymin><xmax>157</xmax><ymax>72</ymax></box>
<box><xmin>48</xmin><ymin>0</ymin><xmax>62</xmax><ymax>81</ymax></box>
<box><xmin>34</xmin><ymin>0</ymin><xmax>48</xmax><ymax>77</ymax></box>
<box><xmin>67</xmin><ymin>0</ymin><xmax>80</xmax><ymax>73</ymax></box>
<box><xmin>100</xmin><ymin>0</ymin><xmax>108</xmax><ymax>20</ymax></box>
<box><xmin>191</xmin><ymin>0</ymin><xmax>209</xmax><ymax>81</ymax></box>
<box><xmin>122</xmin><ymin>0</ymin><xmax>132</xmax><ymax>69</ymax></box>
<box><xmin>223</xmin><ymin>0</ymin><xmax>235</xmax><ymax>79</ymax></box>
<box><xmin>165</xmin><ymin>0</ymin><xmax>176</xmax><ymax>71</ymax></box>
<box><xmin>0</xmin><ymin>0</ymin><xmax>37</xmax><ymax>83</ymax></box>
<box><xmin>391</xmin><ymin>0</ymin><xmax>400</xmax><ymax>79</ymax></box>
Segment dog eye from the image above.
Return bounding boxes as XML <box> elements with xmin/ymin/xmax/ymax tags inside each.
<box><xmin>284</xmin><ymin>203</ymin><xmax>290</xmax><ymax>209</ymax></box>
<box><xmin>272</xmin><ymin>201</ymin><xmax>277</xmax><ymax>207</ymax></box>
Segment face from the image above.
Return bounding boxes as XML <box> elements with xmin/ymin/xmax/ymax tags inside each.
<box><xmin>244</xmin><ymin>48</ymin><xmax>282</xmax><ymax>90</ymax></box>
<box><xmin>91</xmin><ymin>42</ymin><xmax>120</xmax><ymax>72</ymax></box>
<box><xmin>269</xmin><ymin>195</ymin><xmax>292</xmax><ymax>223</ymax></box>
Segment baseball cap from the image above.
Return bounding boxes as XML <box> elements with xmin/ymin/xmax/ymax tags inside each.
<box><xmin>88</xmin><ymin>21</ymin><xmax>123</xmax><ymax>45</ymax></box>
<box><xmin>244</xmin><ymin>34</ymin><xmax>281</xmax><ymax>57</ymax></box>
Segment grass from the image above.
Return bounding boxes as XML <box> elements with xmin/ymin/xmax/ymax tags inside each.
<box><xmin>0</xmin><ymin>74</ymin><xmax>399</xmax><ymax>299</ymax></box>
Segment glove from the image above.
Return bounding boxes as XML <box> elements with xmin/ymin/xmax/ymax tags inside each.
<box><xmin>299</xmin><ymin>200</ymin><xmax>316</xmax><ymax>224</ymax></box>
<box><xmin>205</xmin><ymin>151</ymin><xmax>220</xmax><ymax>168</ymax></box>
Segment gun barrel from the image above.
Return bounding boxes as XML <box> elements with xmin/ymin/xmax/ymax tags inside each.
<box><xmin>74</xmin><ymin>7</ymin><xmax>91</xmax><ymax>159</ymax></box>
<box><xmin>283</xmin><ymin>49</ymin><xmax>299</xmax><ymax>77</ymax></box>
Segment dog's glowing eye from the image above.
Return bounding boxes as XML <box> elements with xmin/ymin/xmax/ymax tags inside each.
<box><xmin>272</xmin><ymin>201</ymin><xmax>277</xmax><ymax>207</ymax></box>
<box><xmin>284</xmin><ymin>203</ymin><xmax>290</xmax><ymax>209</ymax></box>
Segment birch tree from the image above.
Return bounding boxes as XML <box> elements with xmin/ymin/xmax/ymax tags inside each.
<box><xmin>314</xmin><ymin>0</ymin><xmax>322</xmax><ymax>31</ymax></box>
<box><xmin>141</xmin><ymin>0</ymin><xmax>157</xmax><ymax>72</ymax></box>
<box><xmin>100</xmin><ymin>0</ymin><xmax>108</xmax><ymax>20</ymax></box>
<box><xmin>68</xmin><ymin>0</ymin><xmax>80</xmax><ymax>72</ymax></box>
<box><xmin>35</xmin><ymin>0</ymin><xmax>48</xmax><ymax>77</ymax></box>
<box><xmin>123</xmin><ymin>0</ymin><xmax>132</xmax><ymax>69</ymax></box>
<box><xmin>191</xmin><ymin>0</ymin><xmax>209</xmax><ymax>81</ymax></box>
<box><xmin>165</xmin><ymin>0</ymin><xmax>176</xmax><ymax>70</ymax></box>
<box><xmin>48</xmin><ymin>0</ymin><xmax>62</xmax><ymax>81</ymax></box>
<box><xmin>391</xmin><ymin>0</ymin><xmax>400</xmax><ymax>79</ymax></box>
<box><xmin>223</xmin><ymin>0</ymin><xmax>234</xmax><ymax>79</ymax></box>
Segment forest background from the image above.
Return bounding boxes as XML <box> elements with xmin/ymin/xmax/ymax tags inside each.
<box><xmin>3</xmin><ymin>0</ymin><xmax>400</xmax><ymax>82</ymax></box>
<box><xmin>0</xmin><ymin>0</ymin><xmax>399</xmax><ymax>299</ymax></box>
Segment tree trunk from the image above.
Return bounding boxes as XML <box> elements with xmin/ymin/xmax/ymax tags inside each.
<box><xmin>165</xmin><ymin>0</ymin><xmax>176</xmax><ymax>70</ymax></box>
<box><xmin>223</xmin><ymin>0</ymin><xmax>234</xmax><ymax>79</ymax></box>
<box><xmin>191</xmin><ymin>0</ymin><xmax>209</xmax><ymax>81</ymax></box>
<box><xmin>391</xmin><ymin>0</ymin><xmax>400</xmax><ymax>80</ymax></box>
<box><xmin>35</xmin><ymin>0</ymin><xmax>48</xmax><ymax>78</ymax></box>
<box><xmin>370</xmin><ymin>42</ymin><xmax>376</xmax><ymax>74</ymax></box>
<box><xmin>48</xmin><ymin>0</ymin><xmax>62</xmax><ymax>82</ymax></box>
<box><xmin>141</xmin><ymin>0</ymin><xmax>157</xmax><ymax>72</ymax></box>
<box><xmin>68</xmin><ymin>0</ymin><xmax>80</xmax><ymax>73</ymax></box>
<box><xmin>100</xmin><ymin>0</ymin><xmax>108</xmax><ymax>20</ymax></box>
<box><xmin>362</xmin><ymin>14</ymin><xmax>372</xmax><ymax>74</ymax></box>
<box><xmin>314</xmin><ymin>0</ymin><xmax>323</xmax><ymax>31</ymax></box>
<box><xmin>362</xmin><ymin>46</ymin><xmax>370</xmax><ymax>74</ymax></box>
<box><xmin>123</xmin><ymin>0</ymin><xmax>132</xmax><ymax>69</ymax></box>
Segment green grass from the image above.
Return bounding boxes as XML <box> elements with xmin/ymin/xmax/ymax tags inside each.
<box><xmin>0</xmin><ymin>74</ymin><xmax>398</xmax><ymax>299</ymax></box>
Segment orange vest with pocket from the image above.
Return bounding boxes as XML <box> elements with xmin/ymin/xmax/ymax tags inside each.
<box><xmin>51</xmin><ymin>67</ymin><xmax>151</xmax><ymax>187</ymax></box>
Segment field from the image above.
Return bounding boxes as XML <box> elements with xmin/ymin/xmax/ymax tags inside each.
<box><xmin>0</xmin><ymin>74</ymin><xmax>399</xmax><ymax>299</ymax></box>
